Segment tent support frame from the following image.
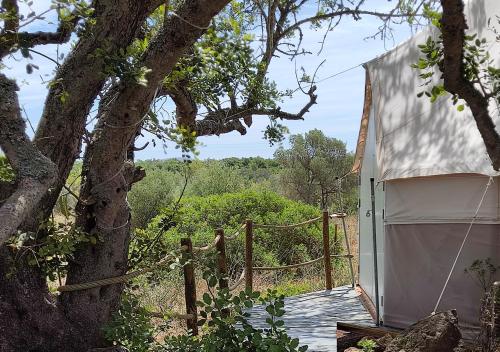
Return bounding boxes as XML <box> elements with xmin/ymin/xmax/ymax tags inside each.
<box><xmin>370</xmin><ymin>177</ymin><xmax>381</xmax><ymax>326</ymax></box>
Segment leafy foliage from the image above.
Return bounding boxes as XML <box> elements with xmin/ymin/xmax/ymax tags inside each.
<box><xmin>186</xmin><ymin>161</ymin><xmax>248</xmax><ymax>197</ymax></box>
<box><xmin>412</xmin><ymin>9</ymin><xmax>500</xmax><ymax>111</ymax></box>
<box><xmin>103</xmin><ymin>293</ymin><xmax>166</xmax><ymax>352</ymax></box>
<box><xmin>358</xmin><ymin>338</ymin><xmax>378</xmax><ymax>352</ymax></box>
<box><xmin>165</xmin><ymin>3</ymin><xmax>281</xmax><ymax>112</ymax></box>
<box><xmin>163</xmin><ymin>270</ymin><xmax>308</xmax><ymax>352</ymax></box>
<box><xmin>131</xmin><ymin>190</ymin><xmax>324</xmax><ymax>280</ymax></box>
<box><xmin>104</xmin><ymin>268</ymin><xmax>308</xmax><ymax>352</ymax></box>
<box><xmin>6</xmin><ymin>220</ymin><xmax>94</xmax><ymax>281</ymax></box>
<box><xmin>274</xmin><ymin>129</ymin><xmax>356</xmax><ymax>212</ymax></box>
<box><xmin>128</xmin><ymin>167</ymin><xmax>182</xmax><ymax>229</ymax></box>
<box><xmin>0</xmin><ymin>155</ymin><xmax>15</xmax><ymax>182</ymax></box>
<box><xmin>128</xmin><ymin>158</ymin><xmax>282</xmax><ymax>230</ymax></box>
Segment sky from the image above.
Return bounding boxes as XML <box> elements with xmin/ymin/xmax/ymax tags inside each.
<box><xmin>3</xmin><ymin>1</ymin><xmax>416</xmax><ymax>160</ymax></box>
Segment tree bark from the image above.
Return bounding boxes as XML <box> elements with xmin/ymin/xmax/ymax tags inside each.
<box><xmin>0</xmin><ymin>78</ymin><xmax>75</xmax><ymax>352</ymax></box>
<box><xmin>33</xmin><ymin>0</ymin><xmax>163</xmax><ymax>225</ymax></box>
<box><xmin>59</xmin><ymin>0</ymin><xmax>230</xmax><ymax>348</ymax></box>
<box><xmin>0</xmin><ymin>75</ymin><xmax>56</xmax><ymax>244</ymax></box>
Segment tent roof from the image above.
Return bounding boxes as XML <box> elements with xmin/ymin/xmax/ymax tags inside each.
<box><xmin>353</xmin><ymin>0</ymin><xmax>500</xmax><ymax>181</ymax></box>
<box><xmin>351</xmin><ymin>71</ymin><xmax>372</xmax><ymax>174</ymax></box>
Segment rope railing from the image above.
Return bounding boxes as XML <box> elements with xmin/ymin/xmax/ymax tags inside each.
<box><xmin>55</xmin><ymin>210</ymin><xmax>355</xmax><ymax>336</ymax></box>
<box><xmin>229</xmin><ymin>270</ymin><xmax>246</xmax><ymax>291</ymax></box>
<box><xmin>57</xmin><ymin>225</ymin><xmax>244</xmax><ymax>292</ymax></box>
<box><xmin>330</xmin><ymin>212</ymin><xmax>347</xmax><ymax>219</ymax></box>
<box><xmin>226</xmin><ymin>223</ymin><xmax>247</xmax><ymax>241</ymax></box>
<box><xmin>193</xmin><ymin>234</ymin><xmax>221</xmax><ymax>253</ymax></box>
<box><xmin>253</xmin><ymin>216</ymin><xmax>321</xmax><ymax>230</ymax></box>
<box><xmin>253</xmin><ymin>254</ymin><xmax>354</xmax><ymax>271</ymax></box>
<box><xmin>57</xmin><ymin>245</ymin><xmax>189</xmax><ymax>292</ymax></box>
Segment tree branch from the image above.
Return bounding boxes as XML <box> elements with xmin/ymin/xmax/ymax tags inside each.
<box><xmin>0</xmin><ymin>4</ymin><xmax>79</xmax><ymax>58</ymax></box>
<box><xmin>440</xmin><ymin>0</ymin><xmax>500</xmax><ymax>170</ymax></box>
<box><xmin>192</xmin><ymin>85</ymin><xmax>317</xmax><ymax>136</ymax></box>
<box><xmin>159</xmin><ymin>84</ymin><xmax>198</xmax><ymax>127</ymax></box>
<box><xmin>277</xmin><ymin>8</ymin><xmax>423</xmax><ymax>42</ymax></box>
<box><xmin>32</xmin><ymin>1</ymin><xmax>162</xmax><ymax>225</ymax></box>
<box><xmin>0</xmin><ymin>74</ymin><xmax>56</xmax><ymax>244</ymax></box>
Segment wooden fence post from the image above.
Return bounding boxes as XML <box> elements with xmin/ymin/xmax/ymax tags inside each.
<box><xmin>322</xmin><ymin>210</ymin><xmax>333</xmax><ymax>290</ymax></box>
<box><xmin>245</xmin><ymin>219</ymin><xmax>253</xmax><ymax>292</ymax></box>
<box><xmin>215</xmin><ymin>228</ymin><xmax>229</xmax><ymax>290</ymax></box>
<box><xmin>181</xmin><ymin>238</ymin><xmax>198</xmax><ymax>335</ymax></box>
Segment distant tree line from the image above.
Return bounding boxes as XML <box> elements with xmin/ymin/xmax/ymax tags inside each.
<box><xmin>128</xmin><ymin>129</ymin><xmax>357</xmax><ymax>230</ymax></box>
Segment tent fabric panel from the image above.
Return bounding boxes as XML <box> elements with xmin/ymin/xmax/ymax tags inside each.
<box><xmin>363</xmin><ymin>0</ymin><xmax>500</xmax><ymax>181</ymax></box>
<box><xmin>385</xmin><ymin>175</ymin><xmax>500</xmax><ymax>224</ymax></box>
<box><xmin>384</xmin><ymin>223</ymin><xmax>500</xmax><ymax>336</ymax></box>
<box><xmin>358</xmin><ymin>99</ymin><xmax>385</xmax><ymax>315</ymax></box>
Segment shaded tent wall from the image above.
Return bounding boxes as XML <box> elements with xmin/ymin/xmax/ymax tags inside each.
<box><xmin>354</xmin><ymin>0</ymin><xmax>500</xmax><ymax>333</ymax></box>
<box><xmin>384</xmin><ymin>176</ymin><xmax>500</xmax><ymax>333</ymax></box>
<box><xmin>357</xmin><ymin>88</ymin><xmax>385</xmax><ymax>319</ymax></box>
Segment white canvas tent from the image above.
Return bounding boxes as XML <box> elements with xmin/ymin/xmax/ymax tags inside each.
<box><xmin>353</xmin><ymin>0</ymin><xmax>500</xmax><ymax>334</ymax></box>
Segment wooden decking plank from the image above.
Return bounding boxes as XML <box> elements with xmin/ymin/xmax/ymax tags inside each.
<box><xmin>247</xmin><ymin>285</ymin><xmax>374</xmax><ymax>352</ymax></box>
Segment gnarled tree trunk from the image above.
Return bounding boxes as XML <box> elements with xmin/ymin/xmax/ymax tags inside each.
<box><xmin>0</xmin><ymin>1</ymin><xmax>229</xmax><ymax>351</ymax></box>
<box><xmin>61</xmin><ymin>1</ymin><xmax>230</xmax><ymax>346</ymax></box>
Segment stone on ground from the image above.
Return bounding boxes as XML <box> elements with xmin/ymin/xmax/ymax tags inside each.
<box><xmin>384</xmin><ymin>310</ymin><xmax>461</xmax><ymax>352</ymax></box>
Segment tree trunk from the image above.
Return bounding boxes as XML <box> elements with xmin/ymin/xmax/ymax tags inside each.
<box><xmin>33</xmin><ymin>0</ymin><xmax>163</xmax><ymax>226</ymax></box>
<box><xmin>0</xmin><ymin>75</ymin><xmax>72</xmax><ymax>352</ymax></box>
<box><xmin>0</xmin><ymin>247</ymin><xmax>82</xmax><ymax>352</ymax></box>
<box><xmin>0</xmin><ymin>1</ymin><xmax>229</xmax><ymax>350</ymax></box>
<box><xmin>60</xmin><ymin>0</ymin><xmax>230</xmax><ymax>348</ymax></box>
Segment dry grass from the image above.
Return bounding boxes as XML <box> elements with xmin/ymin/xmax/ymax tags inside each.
<box><xmin>332</xmin><ymin>215</ymin><xmax>359</xmax><ymax>285</ymax></box>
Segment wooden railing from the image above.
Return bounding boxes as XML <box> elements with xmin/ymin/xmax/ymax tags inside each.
<box><xmin>57</xmin><ymin>210</ymin><xmax>355</xmax><ymax>335</ymax></box>
<box><xmin>178</xmin><ymin>209</ymin><xmax>354</xmax><ymax>334</ymax></box>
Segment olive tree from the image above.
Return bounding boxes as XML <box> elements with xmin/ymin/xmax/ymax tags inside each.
<box><xmin>275</xmin><ymin>129</ymin><xmax>354</xmax><ymax>210</ymax></box>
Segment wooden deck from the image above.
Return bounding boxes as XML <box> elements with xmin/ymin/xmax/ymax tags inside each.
<box><xmin>247</xmin><ymin>285</ymin><xmax>375</xmax><ymax>352</ymax></box>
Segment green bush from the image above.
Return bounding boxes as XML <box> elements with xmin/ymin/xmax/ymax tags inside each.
<box><xmin>358</xmin><ymin>338</ymin><xmax>377</xmax><ymax>352</ymax></box>
<box><xmin>186</xmin><ymin>161</ymin><xmax>247</xmax><ymax>197</ymax></box>
<box><xmin>128</xmin><ymin>168</ymin><xmax>182</xmax><ymax>229</ymax></box>
<box><xmin>0</xmin><ymin>156</ymin><xmax>15</xmax><ymax>182</ymax></box>
<box><xmin>131</xmin><ymin>190</ymin><xmax>324</xmax><ymax>278</ymax></box>
<box><xmin>103</xmin><ymin>293</ymin><xmax>163</xmax><ymax>352</ymax></box>
<box><xmin>162</xmin><ymin>271</ymin><xmax>308</xmax><ymax>352</ymax></box>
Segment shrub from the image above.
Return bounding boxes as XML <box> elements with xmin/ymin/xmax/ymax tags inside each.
<box><xmin>128</xmin><ymin>168</ymin><xmax>181</xmax><ymax>229</ymax></box>
<box><xmin>131</xmin><ymin>190</ymin><xmax>323</xmax><ymax>279</ymax></box>
<box><xmin>0</xmin><ymin>156</ymin><xmax>15</xmax><ymax>182</ymax></box>
<box><xmin>186</xmin><ymin>161</ymin><xmax>247</xmax><ymax>197</ymax></box>
<box><xmin>358</xmin><ymin>338</ymin><xmax>377</xmax><ymax>352</ymax></box>
<box><xmin>103</xmin><ymin>293</ymin><xmax>163</xmax><ymax>352</ymax></box>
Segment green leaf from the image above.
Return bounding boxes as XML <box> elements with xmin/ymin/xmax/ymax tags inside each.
<box><xmin>203</xmin><ymin>293</ymin><xmax>212</xmax><ymax>305</ymax></box>
<box><xmin>208</xmin><ymin>275</ymin><xmax>217</xmax><ymax>288</ymax></box>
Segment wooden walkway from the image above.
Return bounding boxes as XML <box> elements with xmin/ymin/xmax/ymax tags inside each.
<box><xmin>248</xmin><ymin>285</ymin><xmax>375</xmax><ymax>352</ymax></box>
